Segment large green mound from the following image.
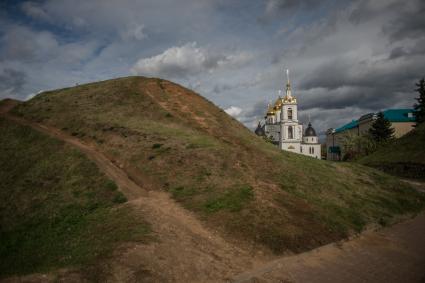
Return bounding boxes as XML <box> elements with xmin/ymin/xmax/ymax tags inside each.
<box><xmin>358</xmin><ymin>123</ymin><xmax>425</xmax><ymax>179</ymax></box>
<box><xmin>11</xmin><ymin>76</ymin><xmax>425</xmax><ymax>253</ymax></box>
<box><xmin>0</xmin><ymin>117</ymin><xmax>151</xmax><ymax>278</ymax></box>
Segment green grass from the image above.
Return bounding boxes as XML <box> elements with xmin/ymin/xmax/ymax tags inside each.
<box><xmin>0</xmin><ymin>118</ymin><xmax>152</xmax><ymax>278</ymax></box>
<box><xmin>9</xmin><ymin>76</ymin><xmax>425</xmax><ymax>254</ymax></box>
<box><xmin>202</xmin><ymin>185</ymin><xmax>254</xmax><ymax>213</ymax></box>
<box><xmin>358</xmin><ymin>123</ymin><xmax>425</xmax><ymax>179</ymax></box>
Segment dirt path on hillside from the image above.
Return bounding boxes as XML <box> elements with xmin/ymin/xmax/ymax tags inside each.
<box><xmin>2</xmin><ymin>100</ymin><xmax>425</xmax><ymax>282</ymax></box>
<box><xmin>231</xmin><ymin>201</ymin><xmax>425</xmax><ymax>282</ymax></box>
<box><xmin>0</xmin><ymin>101</ymin><xmax>260</xmax><ymax>282</ymax></box>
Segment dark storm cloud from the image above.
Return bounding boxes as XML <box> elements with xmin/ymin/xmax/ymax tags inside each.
<box><xmin>383</xmin><ymin>0</ymin><xmax>425</xmax><ymax>42</ymax></box>
<box><xmin>387</xmin><ymin>41</ymin><xmax>425</xmax><ymax>60</ymax></box>
<box><xmin>260</xmin><ymin>0</ymin><xmax>322</xmax><ymax>20</ymax></box>
<box><xmin>298</xmin><ymin>51</ymin><xmax>425</xmax><ymax>112</ymax></box>
<box><xmin>0</xmin><ymin>69</ymin><xmax>26</xmax><ymax>99</ymax></box>
<box><xmin>348</xmin><ymin>0</ymin><xmax>402</xmax><ymax>24</ymax></box>
<box><xmin>244</xmin><ymin>100</ymin><xmax>269</xmax><ymax>119</ymax></box>
<box><xmin>232</xmin><ymin>100</ymin><xmax>269</xmax><ymax>129</ymax></box>
<box><xmin>298</xmin><ymin>86</ymin><xmax>412</xmax><ymax>111</ymax></box>
<box><xmin>388</xmin><ymin>47</ymin><xmax>408</xmax><ymax>60</ymax></box>
<box><xmin>300</xmin><ymin>56</ymin><xmax>423</xmax><ymax>91</ymax></box>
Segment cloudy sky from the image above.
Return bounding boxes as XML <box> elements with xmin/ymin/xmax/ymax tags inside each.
<box><xmin>1</xmin><ymin>0</ymin><xmax>424</xmax><ymax>135</ymax></box>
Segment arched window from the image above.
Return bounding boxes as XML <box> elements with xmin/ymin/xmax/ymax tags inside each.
<box><xmin>288</xmin><ymin>126</ymin><xmax>293</xmax><ymax>139</ymax></box>
<box><xmin>312</xmin><ymin>147</ymin><xmax>315</xmax><ymax>154</ymax></box>
<box><xmin>288</xmin><ymin>108</ymin><xmax>293</xmax><ymax>120</ymax></box>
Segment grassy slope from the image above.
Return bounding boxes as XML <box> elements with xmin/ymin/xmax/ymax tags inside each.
<box><xmin>358</xmin><ymin>123</ymin><xmax>425</xmax><ymax>179</ymax></box>
<box><xmin>11</xmin><ymin>76</ymin><xmax>425</xmax><ymax>253</ymax></box>
<box><xmin>0</xmin><ymin>117</ymin><xmax>151</xmax><ymax>278</ymax></box>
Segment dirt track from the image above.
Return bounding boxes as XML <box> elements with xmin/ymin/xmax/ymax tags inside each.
<box><xmin>2</xmin><ymin>99</ymin><xmax>425</xmax><ymax>282</ymax></box>
<box><xmin>1</xmin><ymin>100</ymin><xmax>260</xmax><ymax>282</ymax></box>
<box><xmin>232</xmin><ymin>211</ymin><xmax>425</xmax><ymax>283</ymax></box>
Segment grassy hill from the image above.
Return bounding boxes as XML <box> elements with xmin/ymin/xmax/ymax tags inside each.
<box><xmin>358</xmin><ymin>123</ymin><xmax>425</xmax><ymax>179</ymax></box>
<box><xmin>0</xmin><ymin>116</ymin><xmax>151</xmax><ymax>279</ymax></box>
<box><xmin>9</xmin><ymin>76</ymin><xmax>425</xmax><ymax>255</ymax></box>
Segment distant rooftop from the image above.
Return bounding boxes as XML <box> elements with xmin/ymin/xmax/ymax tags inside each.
<box><xmin>335</xmin><ymin>119</ymin><xmax>358</xmax><ymax>133</ymax></box>
<box><xmin>382</xmin><ymin>109</ymin><xmax>415</xmax><ymax>123</ymax></box>
<box><xmin>333</xmin><ymin>109</ymin><xmax>415</xmax><ymax>134</ymax></box>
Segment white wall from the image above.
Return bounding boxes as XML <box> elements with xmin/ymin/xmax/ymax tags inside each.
<box><xmin>303</xmin><ymin>136</ymin><xmax>318</xmax><ymax>144</ymax></box>
<box><xmin>300</xmin><ymin>144</ymin><xmax>321</xmax><ymax>159</ymax></box>
<box><xmin>281</xmin><ymin>142</ymin><xmax>301</xmax><ymax>153</ymax></box>
<box><xmin>281</xmin><ymin>104</ymin><xmax>298</xmax><ymax>122</ymax></box>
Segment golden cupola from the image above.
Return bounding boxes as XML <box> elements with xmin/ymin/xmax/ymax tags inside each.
<box><xmin>266</xmin><ymin>103</ymin><xmax>275</xmax><ymax>116</ymax></box>
<box><xmin>273</xmin><ymin>96</ymin><xmax>283</xmax><ymax>111</ymax></box>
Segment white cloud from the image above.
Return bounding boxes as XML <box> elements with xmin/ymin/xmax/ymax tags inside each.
<box><xmin>216</xmin><ymin>52</ymin><xmax>254</xmax><ymax>69</ymax></box>
<box><xmin>131</xmin><ymin>42</ymin><xmax>253</xmax><ymax>79</ymax></box>
<box><xmin>224</xmin><ymin>106</ymin><xmax>242</xmax><ymax>117</ymax></box>
<box><xmin>131</xmin><ymin>42</ymin><xmax>208</xmax><ymax>78</ymax></box>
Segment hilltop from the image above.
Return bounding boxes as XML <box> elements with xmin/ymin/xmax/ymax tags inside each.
<box><xmin>359</xmin><ymin>123</ymin><xmax>425</xmax><ymax>179</ymax></box>
<box><xmin>2</xmin><ymin>76</ymin><xmax>425</xmax><ymax>279</ymax></box>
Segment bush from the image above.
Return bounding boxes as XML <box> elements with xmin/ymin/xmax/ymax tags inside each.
<box><xmin>113</xmin><ymin>193</ymin><xmax>127</xmax><ymax>204</ymax></box>
<box><xmin>152</xmin><ymin>143</ymin><xmax>163</xmax><ymax>149</ymax></box>
<box><xmin>105</xmin><ymin>180</ymin><xmax>118</xmax><ymax>191</ymax></box>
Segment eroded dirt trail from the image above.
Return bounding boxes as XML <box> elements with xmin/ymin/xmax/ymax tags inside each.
<box><xmin>1</xmin><ymin>101</ymin><xmax>260</xmax><ymax>282</ymax></box>
<box><xmin>232</xmin><ymin>212</ymin><xmax>425</xmax><ymax>283</ymax></box>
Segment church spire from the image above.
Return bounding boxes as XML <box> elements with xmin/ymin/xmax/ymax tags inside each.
<box><xmin>286</xmin><ymin>69</ymin><xmax>290</xmax><ymax>86</ymax></box>
<box><xmin>285</xmin><ymin>68</ymin><xmax>292</xmax><ymax>99</ymax></box>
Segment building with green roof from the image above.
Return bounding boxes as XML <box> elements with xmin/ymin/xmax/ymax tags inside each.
<box><xmin>326</xmin><ymin>109</ymin><xmax>415</xmax><ymax>160</ymax></box>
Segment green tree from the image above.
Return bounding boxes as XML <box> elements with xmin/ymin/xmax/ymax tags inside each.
<box><xmin>414</xmin><ymin>78</ymin><xmax>425</xmax><ymax>125</ymax></box>
<box><xmin>359</xmin><ymin>134</ymin><xmax>377</xmax><ymax>155</ymax></box>
<box><xmin>340</xmin><ymin>132</ymin><xmax>376</xmax><ymax>161</ymax></box>
<box><xmin>340</xmin><ymin>131</ymin><xmax>358</xmax><ymax>161</ymax></box>
<box><xmin>369</xmin><ymin>112</ymin><xmax>394</xmax><ymax>143</ymax></box>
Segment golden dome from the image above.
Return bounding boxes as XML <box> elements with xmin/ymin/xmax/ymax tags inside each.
<box><xmin>273</xmin><ymin>97</ymin><xmax>283</xmax><ymax>108</ymax></box>
<box><xmin>266</xmin><ymin>103</ymin><xmax>275</xmax><ymax>115</ymax></box>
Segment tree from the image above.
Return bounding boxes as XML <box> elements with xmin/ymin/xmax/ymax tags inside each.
<box><xmin>369</xmin><ymin>112</ymin><xmax>394</xmax><ymax>143</ymax></box>
<box><xmin>340</xmin><ymin>131</ymin><xmax>376</xmax><ymax>161</ymax></box>
<box><xmin>340</xmin><ymin>132</ymin><xmax>358</xmax><ymax>161</ymax></box>
<box><xmin>414</xmin><ymin>78</ymin><xmax>425</xmax><ymax>125</ymax></box>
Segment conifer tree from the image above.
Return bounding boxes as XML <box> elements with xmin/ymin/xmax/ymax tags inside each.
<box><xmin>369</xmin><ymin>112</ymin><xmax>394</xmax><ymax>143</ymax></box>
<box><xmin>414</xmin><ymin>78</ymin><xmax>425</xmax><ymax>125</ymax></box>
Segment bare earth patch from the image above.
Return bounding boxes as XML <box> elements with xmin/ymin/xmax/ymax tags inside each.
<box><xmin>233</xmin><ymin>211</ymin><xmax>425</xmax><ymax>283</ymax></box>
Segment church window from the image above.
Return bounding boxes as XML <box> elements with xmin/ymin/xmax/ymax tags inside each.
<box><xmin>288</xmin><ymin>126</ymin><xmax>293</xmax><ymax>139</ymax></box>
<box><xmin>312</xmin><ymin>147</ymin><xmax>315</xmax><ymax>154</ymax></box>
<box><xmin>288</xmin><ymin>108</ymin><xmax>293</xmax><ymax>120</ymax></box>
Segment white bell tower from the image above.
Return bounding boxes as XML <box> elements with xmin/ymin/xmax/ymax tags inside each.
<box><xmin>279</xmin><ymin>69</ymin><xmax>303</xmax><ymax>152</ymax></box>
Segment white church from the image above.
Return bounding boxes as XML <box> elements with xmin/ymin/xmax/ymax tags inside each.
<box><xmin>255</xmin><ymin>70</ymin><xmax>321</xmax><ymax>159</ymax></box>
